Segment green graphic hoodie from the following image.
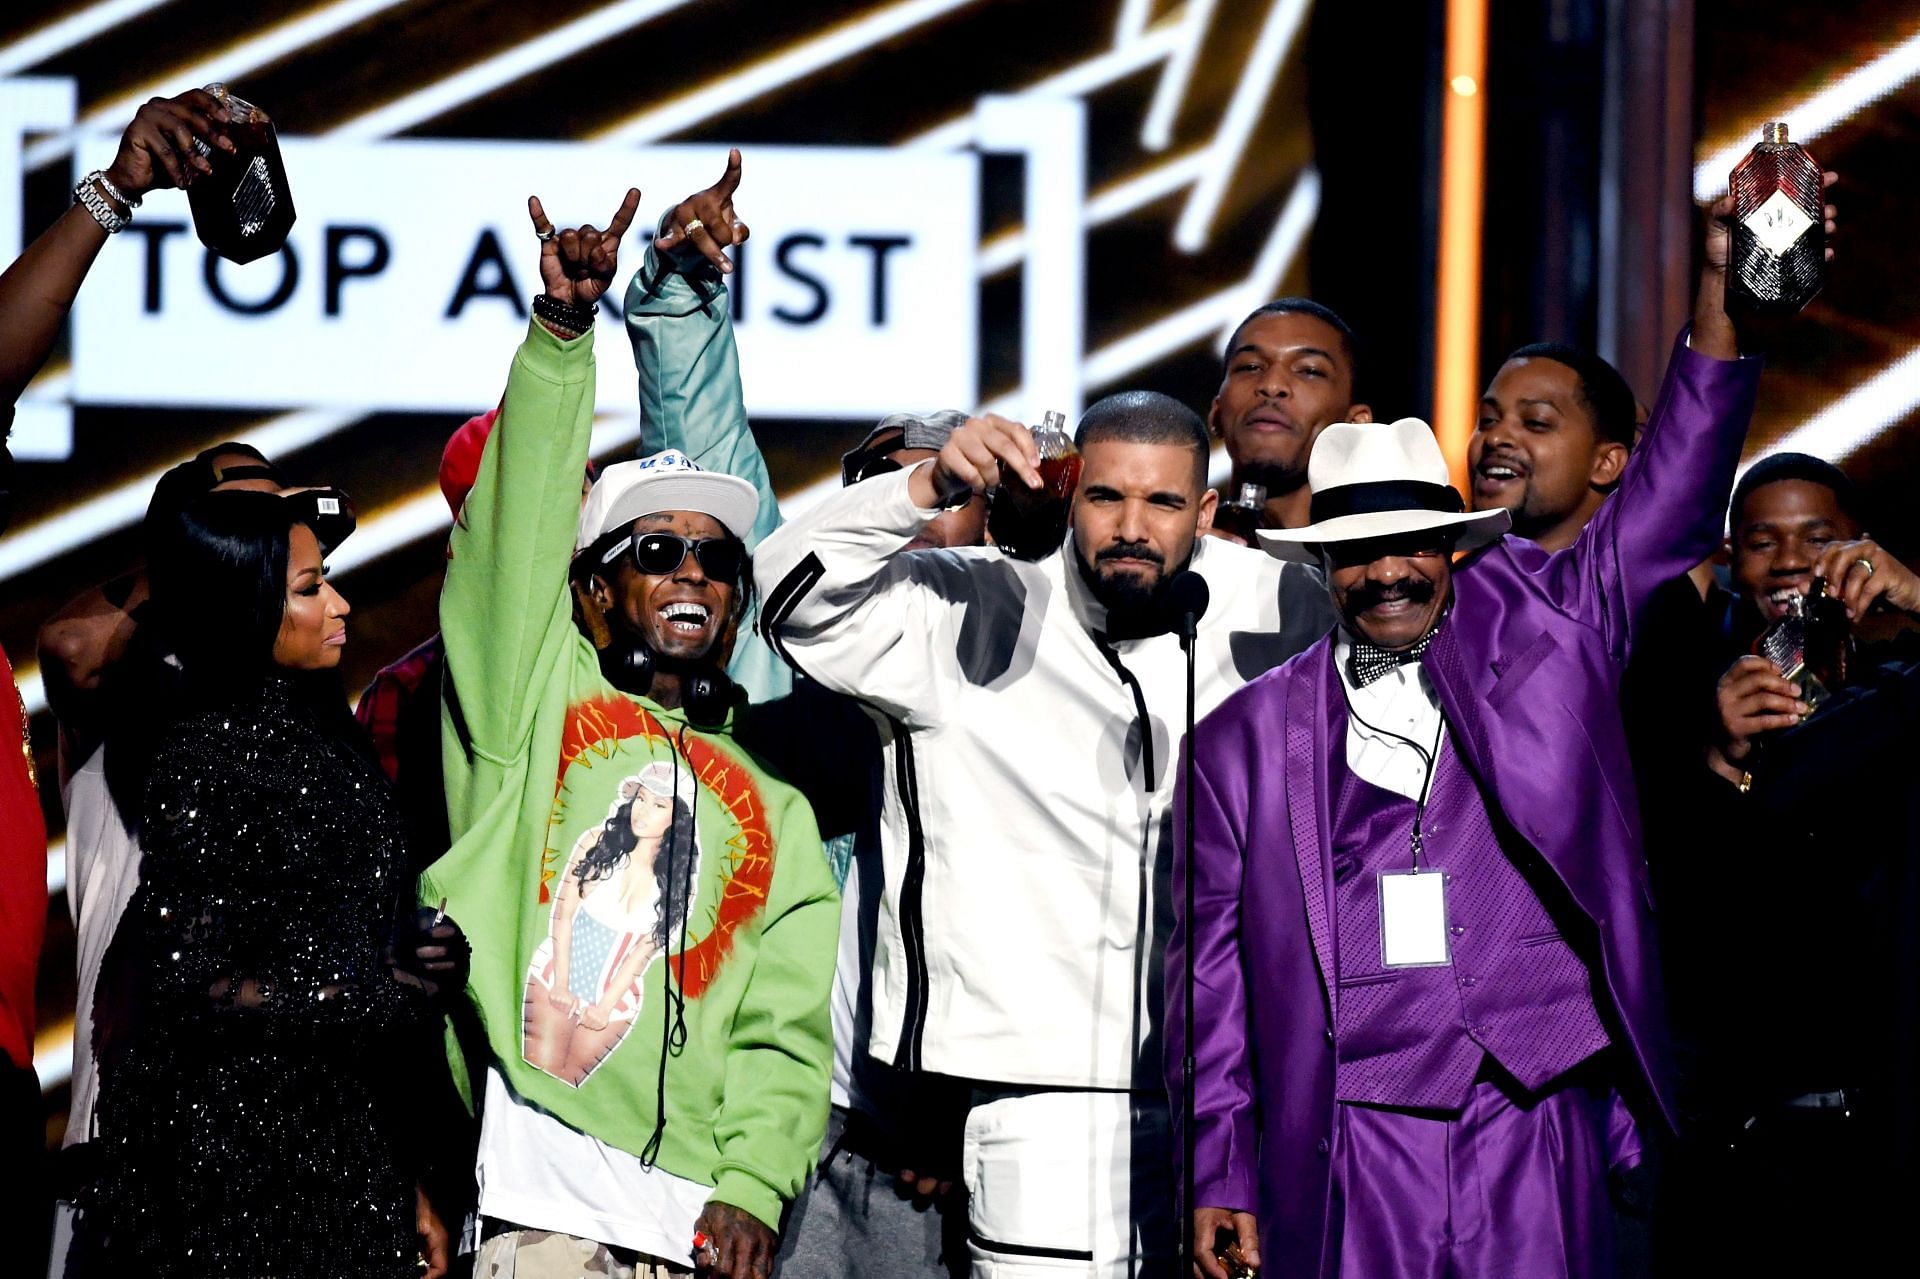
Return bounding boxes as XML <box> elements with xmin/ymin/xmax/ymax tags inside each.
<box><xmin>429</xmin><ymin>317</ymin><xmax>838</xmax><ymax>1230</ymax></box>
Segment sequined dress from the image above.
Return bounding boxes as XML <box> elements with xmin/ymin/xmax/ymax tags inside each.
<box><xmin>92</xmin><ymin>677</ymin><xmax>430</xmax><ymax>1276</ymax></box>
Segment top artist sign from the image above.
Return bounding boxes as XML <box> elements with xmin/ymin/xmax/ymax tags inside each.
<box><xmin>69</xmin><ymin>138</ymin><xmax>979</xmax><ymax>420</ymax></box>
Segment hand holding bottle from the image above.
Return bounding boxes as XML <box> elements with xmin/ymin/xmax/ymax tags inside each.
<box><xmin>1712</xmin><ymin>653</ymin><xmax>1810</xmax><ymax>773</ymax></box>
<box><xmin>1812</xmin><ymin>539</ymin><xmax>1920</xmax><ymax>621</ymax></box>
<box><xmin>102</xmin><ymin>89</ymin><xmax>236</xmax><ymax>201</ymax></box>
<box><xmin>907</xmin><ymin>413</ymin><xmax>1044</xmax><ymax>508</ymax></box>
<box><xmin>1696</xmin><ymin>167</ymin><xmax>1838</xmax><ymax>358</ymax></box>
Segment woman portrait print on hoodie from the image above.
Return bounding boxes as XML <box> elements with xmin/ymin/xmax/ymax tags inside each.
<box><xmin>524</xmin><ymin>759</ymin><xmax>701</xmax><ymax>1086</ymax></box>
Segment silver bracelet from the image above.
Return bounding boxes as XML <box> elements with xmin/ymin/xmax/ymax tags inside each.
<box><xmin>75</xmin><ymin>171</ymin><xmax>130</xmax><ymax>233</ymax></box>
<box><xmin>95</xmin><ymin>171</ymin><xmax>140</xmax><ymax>210</ymax></box>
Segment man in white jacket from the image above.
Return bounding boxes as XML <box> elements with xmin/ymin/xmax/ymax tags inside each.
<box><xmin>755</xmin><ymin>394</ymin><xmax>1335</xmax><ymax>1276</ymax></box>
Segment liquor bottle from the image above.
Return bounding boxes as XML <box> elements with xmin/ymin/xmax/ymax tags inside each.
<box><xmin>1209</xmin><ymin>482</ymin><xmax>1268</xmax><ymax>546</ymax></box>
<box><xmin>987</xmin><ymin>410</ymin><xmax>1082</xmax><ymax>560</ymax></box>
<box><xmin>1755</xmin><ymin>577</ymin><xmax>1851</xmax><ymax>713</ymax></box>
<box><xmin>187</xmin><ymin>83</ymin><xmax>296</xmax><ymax>264</ymax></box>
<box><xmin>1212</xmin><ymin>1231</ymin><xmax>1258</xmax><ymax>1278</ymax></box>
<box><xmin>1801</xmin><ymin>575</ymin><xmax>1852</xmax><ymax>694</ymax></box>
<box><xmin>1727</xmin><ymin>122</ymin><xmax>1824</xmax><ymax>315</ymax></box>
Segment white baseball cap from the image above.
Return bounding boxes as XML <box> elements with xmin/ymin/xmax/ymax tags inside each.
<box><xmin>574</xmin><ymin>449</ymin><xmax>760</xmax><ymax>554</ymax></box>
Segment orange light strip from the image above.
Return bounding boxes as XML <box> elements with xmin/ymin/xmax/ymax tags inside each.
<box><xmin>1433</xmin><ymin>0</ymin><xmax>1488</xmax><ymax>492</ymax></box>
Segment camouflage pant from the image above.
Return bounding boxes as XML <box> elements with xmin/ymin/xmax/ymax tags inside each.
<box><xmin>473</xmin><ymin>1227</ymin><xmax>692</xmax><ymax>1279</ymax></box>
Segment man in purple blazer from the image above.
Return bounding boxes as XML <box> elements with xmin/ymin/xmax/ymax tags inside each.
<box><xmin>1168</xmin><ymin>199</ymin><xmax>1788</xmax><ymax>1278</ymax></box>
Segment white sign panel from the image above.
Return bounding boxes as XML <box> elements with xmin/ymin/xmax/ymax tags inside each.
<box><xmin>70</xmin><ymin>138</ymin><xmax>979</xmax><ymax>419</ymax></box>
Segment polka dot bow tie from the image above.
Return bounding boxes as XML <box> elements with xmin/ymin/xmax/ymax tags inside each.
<box><xmin>1347</xmin><ymin>630</ymin><xmax>1436</xmax><ymax>688</ymax></box>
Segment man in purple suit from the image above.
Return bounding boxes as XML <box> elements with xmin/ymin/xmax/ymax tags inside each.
<box><xmin>1168</xmin><ymin>195</ymin><xmax>1797</xmax><ymax>1278</ymax></box>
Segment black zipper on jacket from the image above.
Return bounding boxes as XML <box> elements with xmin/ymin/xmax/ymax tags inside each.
<box><xmin>1092</xmin><ymin>634</ymin><xmax>1155</xmax><ymax>787</ymax></box>
<box><xmin>760</xmin><ymin>552</ymin><xmax>826</xmax><ymax>679</ymax></box>
<box><xmin>764</xmin><ymin>550</ymin><xmax>937</xmax><ymax>1066</ymax></box>
<box><xmin>890</xmin><ymin>721</ymin><xmax>931</xmax><ymax>1071</ymax></box>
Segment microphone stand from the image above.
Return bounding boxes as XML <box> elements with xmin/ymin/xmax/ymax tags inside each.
<box><xmin>1178</xmin><ymin>603</ymin><xmax>1199</xmax><ymax>1276</ymax></box>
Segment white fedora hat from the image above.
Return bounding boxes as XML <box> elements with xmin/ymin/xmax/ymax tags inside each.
<box><xmin>1258</xmin><ymin>418</ymin><xmax>1510</xmax><ymax>563</ymax></box>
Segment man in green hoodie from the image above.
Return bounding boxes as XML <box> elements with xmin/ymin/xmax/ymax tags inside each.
<box><xmin>429</xmin><ymin>180</ymin><xmax>839</xmax><ymax>1279</ymax></box>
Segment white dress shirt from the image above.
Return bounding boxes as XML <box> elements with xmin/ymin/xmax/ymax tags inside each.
<box><xmin>1332</xmin><ymin>632</ymin><xmax>1447</xmax><ymax>802</ymax></box>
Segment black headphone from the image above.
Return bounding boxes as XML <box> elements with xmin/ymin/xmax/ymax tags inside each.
<box><xmin>597</xmin><ymin>632</ymin><xmax>741</xmax><ymax>729</ymax></box>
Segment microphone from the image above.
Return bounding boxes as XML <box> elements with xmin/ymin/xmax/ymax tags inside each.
<box><xmin>1169</xmin><ymin>565</ymin><xmax>1209</xmax><ymax>1271</ymax></box>
<box><xmin>1164</xmin><ymin>569</ymin><xmax>1210</xmax><ymax>643</ymax></box>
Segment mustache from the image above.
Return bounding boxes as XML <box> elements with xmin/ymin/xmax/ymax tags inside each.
<box><xmin>1096</xmin><ymin>541</ymin><xmax>1165</xmax><ymax>568</ymax></box>
<box><xmin>1347</xmin><ymin>576</ymin><xmax>1438</xmax><ymax>612</ymax></box>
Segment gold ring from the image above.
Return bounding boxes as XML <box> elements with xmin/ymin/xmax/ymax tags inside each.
<box><xmin>683</xmin><ymin>217</ymin><xmax>704</xmax><ymax>236</ymax></box>
<box><xmin>1857</xmin><ymin>557</ymin><xmax>1876</xmax><ymax>576</ymax></box>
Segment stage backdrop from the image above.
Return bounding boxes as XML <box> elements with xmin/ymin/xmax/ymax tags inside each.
<box><xmin>5</xmin><ymin>0</ymin><xmax>1917</xmax><ymax>1145</ymax></box>
<box><xmin>3</xmin><ymin>0</ymin><xmax>1331</xmax><ymax>1138</ymax></box>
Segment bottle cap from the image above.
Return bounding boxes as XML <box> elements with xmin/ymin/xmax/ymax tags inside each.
<box><xmin>1762</xmin><ymin>122</ymin><xmax>1789</xmax><ymax>144</ymax></box>
<box><xmin>202</xmin><ymin>81</ymin><xmax>265</xmax><ymax>123</ymax></box>
<box><xmin>1034</xmin><ymin>409</ymin><xmax>1074</xmax><ymax>458</ymax></box>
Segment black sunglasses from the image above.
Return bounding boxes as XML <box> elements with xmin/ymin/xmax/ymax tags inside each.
<box><xmin>604</xmin><ymin>531</ymin><xmax>746</xmax><ymax>582</ymax></box>
<box><xmin>847</xmin><ymin>454</ymin><xmax>905</xmax><ymax>485</ymax></box>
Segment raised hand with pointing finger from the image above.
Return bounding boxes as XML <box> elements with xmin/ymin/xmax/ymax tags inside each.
<box><xmin>655</xmin><ymin>148</ymin><xmax>748</xmax><ymax>274</ymax></box>
<box><xmin>527</xmin><ymin>186</ymin><xmax>641</xmax><ymax>324</ymax></box>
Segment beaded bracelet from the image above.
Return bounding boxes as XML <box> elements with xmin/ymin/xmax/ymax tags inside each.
<box><xmin>532</xmin><ymin>293</ymin><xmax>596</xmax><ymax>338</ymax></box>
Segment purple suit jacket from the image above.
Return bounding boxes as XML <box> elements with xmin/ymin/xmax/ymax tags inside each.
<box><xmin>1167</xmin><ymin>332</ymin><xmax>1761</xmax><ymax>1277</ymax></box>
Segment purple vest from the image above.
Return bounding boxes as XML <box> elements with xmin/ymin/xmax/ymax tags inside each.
<box><xmin>1328</xmin><ymin>692</ymin><xmax>1611</xmax><ymax>1110</ymax></box>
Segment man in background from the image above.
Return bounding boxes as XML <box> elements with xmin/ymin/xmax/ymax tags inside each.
<box><xmin>1468</xmin><ymin>342</ymin><xmax>1637</xmax><ymax>553</ymax></box>
<box><xmin>1207</xmin><ymin>298</ymin><xmax>1372</xmax><ymax>538</ymax></box>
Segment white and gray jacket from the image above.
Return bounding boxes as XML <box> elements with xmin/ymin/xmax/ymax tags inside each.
<box><xmin>755</xmin><ymin>467</ymin><xmax>1334</xmax><ymax>1090</ymax></box>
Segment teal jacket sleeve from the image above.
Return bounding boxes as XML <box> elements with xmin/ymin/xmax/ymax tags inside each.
<box><xmin>624</xmin><ymin>243</ymin><xmax>791</xmax><ymax>703</ymax></box>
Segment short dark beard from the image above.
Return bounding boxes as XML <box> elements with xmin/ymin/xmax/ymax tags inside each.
<box><xmin>1233</xmin><ymin>458</ymin><xmax>1308</xmax><ymax>497</ymax></box>
<box><xmin>1075</xmin><ymin>541</ymin><xmax>1180</xmax><ymax>636</ymax></box>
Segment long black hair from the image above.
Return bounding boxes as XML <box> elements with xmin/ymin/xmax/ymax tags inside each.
<box><xmin>148</xmin><ymin>489</ymin><xmax>297</xmax><ymax>689</ymax></box>
<box><xmin>574</xmin><ymin>782</ymin><xmax>699</xmax><ymax>951</ymax></box>
<box><xmin>104</xmin><ymin>454</ymin><xmax>285</xmax><ymax>822</ymax></box>
<box><xmin>107</xmin><ymin>489</ymin><xmax>369</xmax><ymax>824</ymax></box>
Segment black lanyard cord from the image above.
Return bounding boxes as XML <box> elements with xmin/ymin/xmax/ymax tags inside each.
<box><xmin>1337</xmin><ymin>672</ymin><xmax>1446</xmax><ymax>868</ymax></box>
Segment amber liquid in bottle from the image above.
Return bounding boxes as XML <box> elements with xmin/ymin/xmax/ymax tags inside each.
<box><xmin>1209</xmin><ymin>481</ymin><xmax>1268</xmax><ymax>546</ymax></box>
<box><xmin>187</xmin><ymin>84</ymin><xmax>297</xmax><ymax>264</ymax></box>
<box><xmin>1727</xmin><ymin>122</ymin><xmax>1824</xmax><ymax>315</ymax></box>
<box><xmin>988</xmin><ymin>410</ymin><xmax>1082</xmax><ymax>560</ymax></box>
<box><xmin>1802</xmin><ymin>575</ymin><xmax>1852</xmax><ymax>695</ymax></box>
<box><xmin>1212</xmin><ymin>1230</ymin><xmax>1258</xmax><ymax>1279</ymax></box>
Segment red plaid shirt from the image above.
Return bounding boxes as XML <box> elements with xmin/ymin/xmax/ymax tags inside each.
<box><xmin>356</xmin><ymin>634</ymin><xmax>445</xmax><ymax>784</ymax></box>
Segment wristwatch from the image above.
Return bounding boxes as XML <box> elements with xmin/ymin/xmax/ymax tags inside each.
<box><xmin>75</xmin><ymin>170</ymin><xmax>131</xmax><ymax>233</ymax></box>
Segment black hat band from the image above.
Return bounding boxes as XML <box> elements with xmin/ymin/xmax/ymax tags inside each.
<box><xmin>1309</xmin><ymin>479</ymin><xmax>1464</xmax><ymax>526</ymax></box>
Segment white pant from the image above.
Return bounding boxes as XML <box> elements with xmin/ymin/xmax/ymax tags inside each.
<box><xmin>961</xmin><ymin>1090</ymin><xmax>1173</xmax><ymax>1278</ymax></box>
<box><xmin>47</xmin><ymin>1201</ymin><xmax>76</xmax><ymax>1279</ymax></box>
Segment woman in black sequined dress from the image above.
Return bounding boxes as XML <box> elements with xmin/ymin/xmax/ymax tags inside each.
<box><xmin>88</xmin><ymin>490</ymin><xmax>464</xmax><ymax>1277</ymax></box>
